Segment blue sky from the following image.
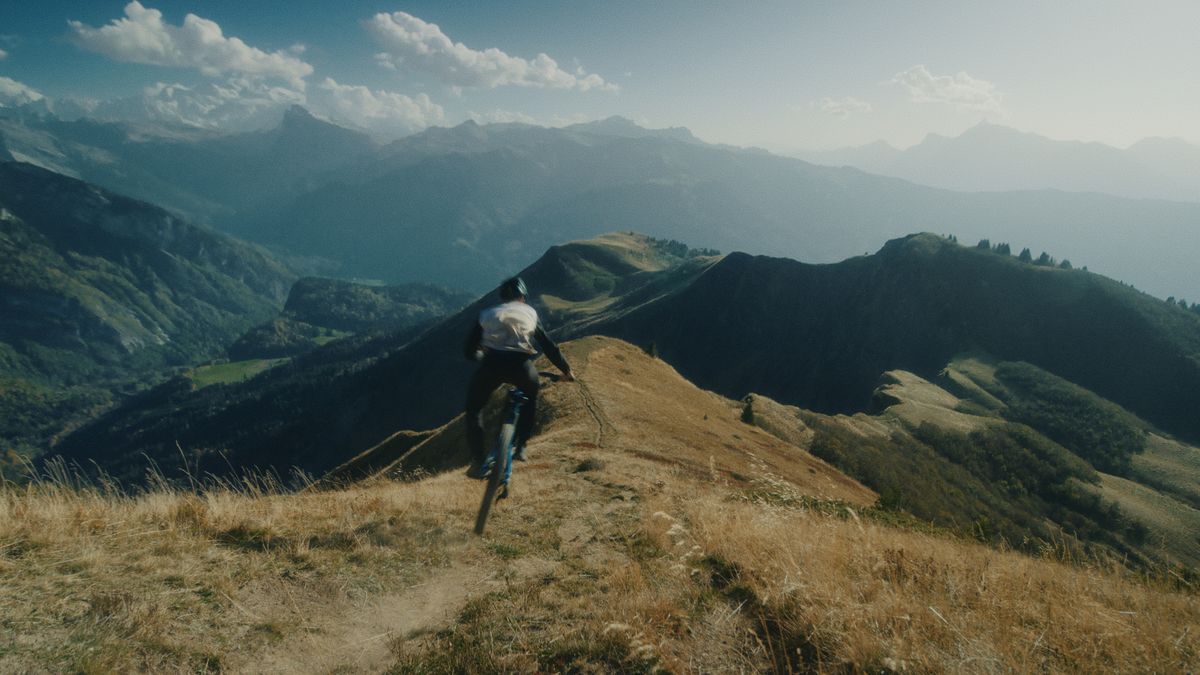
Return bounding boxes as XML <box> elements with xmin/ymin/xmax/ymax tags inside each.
<box><xmin>2</xmin><ymin>1</ymin><xmax>1198</xmax><ymax>150</ymax></box>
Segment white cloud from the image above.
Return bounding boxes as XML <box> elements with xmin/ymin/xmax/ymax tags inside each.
<box><xmin>58</xmin><ymin>79</ymin><xmax>302</xmax><ymax>131</ymax></box>
<box><xmin>0</xmin><ymin>48</ymin><xmax>8</xmax><ymax>60</ymax></box>
<box><xmin>891</xmin><ymin>65</ymin><xmax>1002</xmax><ymax>113</ymax></box>
<box><xmin>310</xmin><ymin>78</ymin><xmax>444</xmax><ymax>136</ymax></box>
<box><xmin>366</xmin><ymin>11</ymin><xmax>615</xmax><ymax>92</ymax></box>
<box><xmin>0</xmin><ymin>76</ymin><xmax>44</xmax><ymax>106</ymax></box>
<box><xmin>68</xmin><ymin>1</ymin><xmax>313</xmax><ymax>88</ymax></box>
<box><xmin>817</xmin><ymin>96</ymin><xmax>872</xmax><ymax>117</ymax></box>
<box><xmin>467</xmin><ymin>109</ymin><xmax>540</xmax><ymax>125</ymax></box>
<box><xmin>466</xmin><ymin>110</ymin><xmax>595</xmax><ymax>128</ymax></box>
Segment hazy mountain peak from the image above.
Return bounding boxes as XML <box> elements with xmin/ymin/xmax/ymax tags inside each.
<box><xmin>281</xmin><ymin>104</ymin><xmax>317</xmax><ymax>124</ymax></box>
<box><xmin>878</xmin><ymin>232</ymin><xmax>954</xmax><ymax>256</ymax></box>
<box><xmin>566</xmin><ymin>115</ymin><xmax>699</xmax><ymax>143</ymax></box>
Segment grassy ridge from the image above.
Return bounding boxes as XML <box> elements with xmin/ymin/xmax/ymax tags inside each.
<box><xmin>2</xmin><ymin>449</ymin><xmax>1195</xmax><ymax>672</ymax></box>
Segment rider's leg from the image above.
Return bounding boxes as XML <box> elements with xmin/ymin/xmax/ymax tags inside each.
<box><xmin>512</xmin><ymin>358</ymin><xmax>541</xmax><ymax>457</ymax></box>
<box><xmin>464</xmin><ymin>364</ymin><xmax>502</xmax><ymax>465</ymax></box>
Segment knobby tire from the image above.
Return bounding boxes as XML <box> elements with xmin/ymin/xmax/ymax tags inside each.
<box><xmin>474</xmin><ymin>421</ymin><xmax>516</xmax><ymax>535</ymax></box>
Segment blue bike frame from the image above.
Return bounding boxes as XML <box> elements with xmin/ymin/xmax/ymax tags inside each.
<box><xmin>486</xmin><ymin>388</ymin><xmax>529</xmax><ymax>486</ymax></box>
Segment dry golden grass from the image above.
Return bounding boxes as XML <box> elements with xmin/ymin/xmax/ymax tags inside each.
<box><xmin>651</xmin><ymin>480</ymin><xmax>1200</xmax><ymax>673</ymax></box>
<box><xmin>0</xmin><ymin>472</ymin><xmax>477</xmax><ymax>672</ymax></box>
<box><xmin>4</xmin><ymin>337</ymin><xmax>1198</xmax><ymax>673</ymax></box>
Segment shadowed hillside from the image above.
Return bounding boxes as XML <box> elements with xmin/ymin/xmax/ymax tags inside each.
<box><xmin>53</xmin><ymin>232</ymin><xmax>1200</xmax><ymax>488</ymax></box>
<box><xmin>587</xmin><ymin>233</ymin><xmax>1200</xmax><ymax>443</ymax></box>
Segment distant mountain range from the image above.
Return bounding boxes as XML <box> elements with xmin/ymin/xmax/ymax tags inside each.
<box><xmin>794</xmin><ymin>122</ymin><xmax>1200</xmax><ymax>203</ymax></box>
<box><xmin>4</xmin><ymin>109</ymin><xmax>1200</xmax><ymax>301</ymax></box>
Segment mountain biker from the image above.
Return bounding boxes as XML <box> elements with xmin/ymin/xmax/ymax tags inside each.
<box><xmin>463</xmin><ymin>276</ymin><xmax>574</xmax><ymax>478</ymax></box>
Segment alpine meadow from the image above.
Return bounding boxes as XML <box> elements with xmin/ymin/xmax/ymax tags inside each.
<box><xmin>1</xmin><ymin>2</ymin><xmax>1199</xmax><ymax>672</ymax></box>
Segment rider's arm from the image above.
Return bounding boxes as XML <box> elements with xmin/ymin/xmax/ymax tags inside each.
<box><xmin>534</xmin><ymin>324</ymin><xmax>573</xmax><ymax>377</ymax></box>
<box><xmin>463</xmin><ymin>323</ymin><xmax>483</xmax><ymax>361</ymax></box>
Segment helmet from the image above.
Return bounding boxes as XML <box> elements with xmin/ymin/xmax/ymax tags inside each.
<box><xmin>498</xmin><ymin>276</ymin><xmax>527</xmax><ymax>301</ymax></box>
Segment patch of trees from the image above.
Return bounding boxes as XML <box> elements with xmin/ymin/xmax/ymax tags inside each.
<box><xmin>645</xmin><ymin>235</ymin><xmax>721</xmax><ymax>259</ymax></box>
<box><xmin>803</xmin><ymin>411</ymin><xmax>1149</xmax><ymax>564</ymax></box>
<box><xmin>994</xmin><ymin>362</ymin><xmax>1147</xmax><ymax>475</ymax></box>
<box><xmin>977</xmin><ymin>239</ymin><xmax>1074</xmax><ymax>269</ymax></box>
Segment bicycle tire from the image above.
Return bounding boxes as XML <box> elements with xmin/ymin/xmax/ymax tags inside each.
<box><xmin>474</xmin><ymin>421</ymin><xmax>516</xmax><ymax>535</ymax></box>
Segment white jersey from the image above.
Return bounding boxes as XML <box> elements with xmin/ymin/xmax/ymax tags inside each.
<box><xmin>479</xmin><ymin>301</ymin><xmax>539</xmax><ymax>354</ymax></box>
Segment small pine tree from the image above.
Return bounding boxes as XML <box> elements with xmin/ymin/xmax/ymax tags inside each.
<box><xmin>977</xmin><ymin>238</ymin><xmax>992</xmax><ymax>250</ymax></box>
<box><xmin>1035</xmin><ymin>252</ymin><xmax>1054</xmax><ymax>266</ymax></box>
<box><xmin>1059</xmin><ymin>259</ymin><xmax>1072</xmax><ymax>270</ymax></box>
<box><xmin>996</xmin><ymin>243</ymin><xmax>1011</xmax><ymax>255</ymax></box>
<box><xmin>1018</xmin><ymin>248</ymin><xmax>1033</xmax><ymax>263</ymax></box>
<box><xmin>1168</xmin><ymin>296</ymin><xmax>1176</xmax><ymax>305</ymax></box>
<box><xmin>741</xmin><ymin>396</ymin><xmax>755</xmax><ymax>425</ymax></box>
<box><xmin>643</xmin><ymin>341</ymin><xmax>659</xmax><ymax>358</ymax></box>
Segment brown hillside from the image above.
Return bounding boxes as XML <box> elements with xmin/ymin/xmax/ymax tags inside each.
<box><xmin>330</xmin><ymin>336</ymin><xmax>874</xmax><ymax>507</ymax></box>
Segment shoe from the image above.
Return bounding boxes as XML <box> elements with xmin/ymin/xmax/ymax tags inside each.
<box><xmin>466</xmin><ymin>461</ymin><xmax>492</xmax><ymax>480</ymax></box>
<box><xmin>513</xmin><ymin>446</ymin><xmax>528</xmax><ymax>462</ymax></box>
<box><xmin>497</xmin><ymin>483</ymin><xmax>509</xmax><ymax>500</ymax></box>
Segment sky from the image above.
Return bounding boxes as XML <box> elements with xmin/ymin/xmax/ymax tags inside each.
<box><xmin>1</xmin><ymin>1</ymin><xmax>1198</xmax><ymax>151</ymax></box>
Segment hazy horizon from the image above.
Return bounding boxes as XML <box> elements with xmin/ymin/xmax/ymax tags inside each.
<box><xmin>2</xmin><ymin>1</ymin><xmax>1198</xmax><ymax>152</ymax></box>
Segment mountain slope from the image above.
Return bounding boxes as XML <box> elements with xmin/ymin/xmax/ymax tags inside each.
<box><xmin>227</xmin><ymin>277</ymin><xmax>473</xmax><ymax>359</ymax></box>
<box><xmin>55</xmin><ymin>231</ymin><xmax>1200</xmax><ymax>486</ymax></box>
<box><xmin>745</xmin><ymin>356</ymin><xmax>1200</xmax><ymax>569</ymax></box>
<box><xmin>585</xmin><ymin>233</ymin><xmax>1200</xmax><ymax>443</ymax></box>
<box><xmin>0</xmin><ymin>161</ymin><xmax>296</xmax><ymax>457</ymax></box>
<box><xmin>53</xmin><ymin>233</ymin><xmax>715</xmax><ymax>482</ymax></box>
<box><xmin>0</xmin><ymin>106</ymin><xmax>377</xmax><ymax>226</ymax></box>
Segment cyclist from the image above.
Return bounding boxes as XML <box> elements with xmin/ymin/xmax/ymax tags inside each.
<box><xmin>463</xmin><ymin>276</ymin><xmax>574</xmax><ymax>478</ymax></box>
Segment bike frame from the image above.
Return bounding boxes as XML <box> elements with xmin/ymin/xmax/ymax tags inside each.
<box><xmin>474</xmin><ymin>387</ymin><xmax>529</xmax><ymax>535</ymax></box>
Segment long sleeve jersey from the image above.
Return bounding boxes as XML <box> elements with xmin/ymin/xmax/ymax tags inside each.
<box><xmin>463</xmin><ymin>301</ymin><xmax>571</xmax><ymax>373</ymax></box>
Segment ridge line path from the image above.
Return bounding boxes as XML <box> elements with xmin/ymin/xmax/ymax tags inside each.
<box><xmin>230</xmin><ymin>424</ymin><xmax>637</xmax><ymax>673</ymax></box>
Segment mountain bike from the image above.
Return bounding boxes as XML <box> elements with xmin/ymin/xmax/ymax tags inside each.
<box><xmin>474</xmin><ymin>388</ymin><xmax>529</xmax><ymax>536</ymax></box>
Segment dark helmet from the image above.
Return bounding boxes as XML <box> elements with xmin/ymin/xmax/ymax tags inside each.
<box><xmin>498</xmin><ymin>276</ymin><xmax>527</xmax><ymax>301</ymax></box>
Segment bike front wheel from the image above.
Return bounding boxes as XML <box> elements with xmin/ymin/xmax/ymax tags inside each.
<box><xmin>474</xmin><ymin>421</ymin><xmax>517</xmax><ymax>536</ymax></box>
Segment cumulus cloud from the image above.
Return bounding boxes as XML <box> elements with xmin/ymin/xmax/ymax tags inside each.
<box><xmin>110</xmin><ymin>79</ymin><xmax>304</xmax><ymax>130</ymax></box>
<box><xmin>68</xmin><ymin>1</ymin><xmax>313</xmax><ymax>88</ymax></box>
<box><xmin>891</xmin><ymin>65</ymin><xmax>1002</xmax><ymax>112</ymax></box>
<box><xmin>467</xmin><ymin>109</ymin><xmax>540</xmax><ymax>125</ymax></box>
<box><xmin>0</xmin><ymin>48</ymin><xmax>8</xmax><ymax>60</ymax></box>
<box><xmin>366</xmin><ymin>11</ymin><xmax>615</xmax><ymax>91</ymax></box>
<box><xmin>0</xmin><ymin>76</ymin><xmax>44</xmax><ymax>106</ymax></box>
<box><xmin>310</xmin><ymin>78</ymin><xmax>444</xmax><ymax>136</ymax></box>
<box><xmin>817</xmin><ymin>96</ymin><xmax>872</xmax><ymax>117</ymax></box>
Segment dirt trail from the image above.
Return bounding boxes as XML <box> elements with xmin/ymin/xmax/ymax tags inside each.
<box><xmin>232</xmin><ymin>383</ymin><xmax>626</xmax><ymax>674</ymax></box>
<box><xmin>229</xmin><ymin>564</ymin><xmax>486</xmax><ymax>674</ymax></box>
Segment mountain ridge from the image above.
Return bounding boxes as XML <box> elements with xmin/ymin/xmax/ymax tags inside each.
<box><xmin>52</xmin><ymin>231</ymin><xmax>1200</xmax><ymax>489</ymax></box>
<box><xmin>796</xmin><ymin>121</ymin><xmax>1200</xmax><ymax>202</ymax></box>
<box><xmin>5</xmin><ymin>110</ymin><xmax>1200</xmax><ymax>299</ymax></box>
